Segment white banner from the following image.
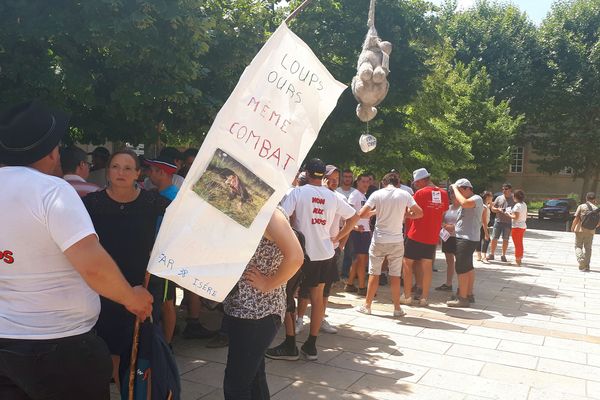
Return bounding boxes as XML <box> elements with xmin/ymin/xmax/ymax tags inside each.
<box><xmin>147</xmin><ymin>23</ymin><xmax>347</xmax><ymax>302</ymax></box>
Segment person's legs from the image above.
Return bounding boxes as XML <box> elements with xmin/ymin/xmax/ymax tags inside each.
<box><xmin>420</xmin><ymin>259</ymin><xmax>434</xmax><ymax>301</ymax></box>
<box><xmin>467</xmin><ymin>269</ymin><xmax>475</xmax><ymax>296</ymax></box>
<box><xmin>489</xmin><ymin>221</ymin><xmax>502</xmax><ymax>257</ymax></box>
<box><xmin>161</xmin><ymin>299</ymin><xmax>176</xmax><ymax>344</ymax></box>
<box><xmin>584</xmin><ymin>234</ymin><xmax>594</xmax><ymax>269</ymax></box>
<box><xmin>0</xmin><ymin>332</ymin><xmax>112</xmax><ymax>400</ymax></box>
<box><xmin>266</xmin><ymin>269</ymin><xmax>302</xmax><ymax>359</ymax></box>
<box><xmin>575</xmin><ymin>232</ymin><xmax>586</xmax><ymax>268</ymax></box>
<box><xmin>386</xmin><ymin>243</ymin><xmax>404</xmax><ymax>313</ymax></box>
<box><xmin>448</xmin><ymin>239</ymin><xmax>476</xmax><ymax>307</ymax></box>
<box><xmin>223</xmin><ymin>314</ymin><xmax>280</xmax><ymax>400</ymax></box>
<box><xmin>444</xmin><ymin>252</ymin><xmax>455</xmax><ymax>286</ymax></box>
<box><xmin>403</xmin><ymin>258</ymin><xmax>416</xmax><ymax>299</ymax></box>
<box><xmin>501</xmin><ymin>223</ymin><xmax>511</xmax><ymax>257</ymax></box>
<box><xmin>364</xmin><ymin>275</ymin><xmax>380</xmax><ymax>308</ymax></box>
<box><xmin>308</xmin><ymin>283</ymin><xmax>325</xmax><ymax>337</ymax></box>
<box><xmin>414</xmin><ymin>260</ymin><xmax>423</xmax><ymax>291</ymax></box>
<box><xmin>511</xmin><ymin>228</ymin><xmax>525</xmax><ymax>265</ymax></box>
<box><xmin>356</xmin><ymin>254</ymin><xmax>368</xmax><ymax>290</ymax></box>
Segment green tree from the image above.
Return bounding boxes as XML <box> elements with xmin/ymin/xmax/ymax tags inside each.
<box><xmin>438</xmin><ymin>0</ymin><xmax>545</xmax><ymax>117</ymax></box>
<box><xmin>282</xmin><ymin>0</ymin><xmax>439</xmax><ymax>175</ymax></box>
<box><xmin>402</xmin><ymin>45</ymin><xmax>521</xmax><ymax>187</ymax></box>
<box><xmin>530</xmin><ymin>0</ymin><xmax>600</xmax><ymax>199</ymax></box>
<box><xmin>0</xmin><ymin>0</ymin><xmax>216</xmax><ymax>143</ymax></box>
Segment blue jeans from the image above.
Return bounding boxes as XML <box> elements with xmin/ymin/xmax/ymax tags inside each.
<box><xmin>223</xmin><ymin>314</ymin><xmax>281</xmax><ymax>400</ymax></box>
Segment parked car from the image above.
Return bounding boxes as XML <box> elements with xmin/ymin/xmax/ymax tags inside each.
<box><xmin>538</xmin><ymin>198</ymin><xmax>577</xmax><ymax>221</ymax></box>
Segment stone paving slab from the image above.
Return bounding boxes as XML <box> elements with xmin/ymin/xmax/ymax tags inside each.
<box><xmin>111</xmin><ymin>229</ymin><xmax>600</xmax><ymax>399</ymax></box>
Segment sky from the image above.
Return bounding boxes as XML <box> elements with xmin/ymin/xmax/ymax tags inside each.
<box><xmin>428</xmin><ymin>0</ymin><xmax>556</xmax><ymax>24</ymax></box>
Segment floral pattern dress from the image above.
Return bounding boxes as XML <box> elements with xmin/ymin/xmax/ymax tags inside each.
<box><xmin>223</xmin><ymin>237</ymin><xmax>286</xmax><ymax>321</ymax></box>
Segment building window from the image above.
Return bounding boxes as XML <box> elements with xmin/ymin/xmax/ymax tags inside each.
<box><xmin>510</xmin><ymin>146</ymin><xmax>524</xmax><ymax>173</ymax></box>
<box><xmin>559</xmin><ymin>167</ymin><xmax>574</xmax><ymax>175</ymax></box>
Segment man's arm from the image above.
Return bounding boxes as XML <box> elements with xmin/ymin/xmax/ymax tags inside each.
<box><xmin>335</xmin><ymin>213</ymin><xmax>361</xmax><ymax>242</ymax></box>
<box><xmin>64</xmin><ymin>235</ymin><xmax>153</xmax><ymax>321</ymax></box>
<box><xmin>452</xmin><ymin>185</ymin><xmax>477</xmax><ymax>208</ymax></box>
<box><xmin>406</xmin><ymin>203</ymin><xmax>423</xmax><ymax>219</ymax></box>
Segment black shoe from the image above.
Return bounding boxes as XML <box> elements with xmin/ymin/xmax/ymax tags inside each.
<box><xmin>435</xmin><ymin>283</ymin><xmax>453</xmax><ymax>292</ymax></box>
<box><xmin>357</xmin><ymin>287</ymin><xmax>367</xmax><ymax>296</ymax></box>
<box><xmin>182</xmin><ymin>321</ymin><xmax>216</xmax><ymax>339</ymax></box>
<box><xmin>447</xmin><ymin>296</ymin><xmax>470</xmax><ymax>308</ymax></box>
<box><xmin>300</xmin><ymin>342</ymin><xmax>318</xmax><ymax>361</ymax></box>
<box><xmin>265</xmin><ymin>342</ymin><xmax>300</xmax><ymax>361</ymax></box>
<box><xmin>501</xmin><ymin>255</ymin><xmax>508</xmax><ymax>262</ymax></box>
<box><xmin>344</xmin><ymin>284</ymin><xmax>358</xmax><ymax>293</ymax></box>
<box><xmin>468</xmin><ymin>295</ymin><xmax>475</xmax><ymax>303</ymax></box>
<box><xmin>487</xmin><ymin>254</ymin><xmax>494</xmax><ymax>261</ymax></box>
<box><xmin>206</xmin><ymin>333</ymin><xmax>229</xmax><ymax>348</ymax></box>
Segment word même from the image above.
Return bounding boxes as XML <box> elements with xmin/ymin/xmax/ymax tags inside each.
<box><xmin>247</xmin><ymin>97</ymin><xmax>291</xmax><ymax>134</ymax></box>
<box><xmin>228</xmin><ymin>122</ymin><xmax>295</xmax><ymax>171</ymax></box>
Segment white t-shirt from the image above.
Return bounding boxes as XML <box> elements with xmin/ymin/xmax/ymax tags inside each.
<box><xmin>512</xmin><ymin>202</ymin><xmax>528</xmax><ymax>229</ymax></box>
<box><xmin>336</xmin><ymin>186</ymin><xmax>356</xmax><ymax>199</ymax></box>
<box><xmin>365</xmin><ymin>185</ymin><xmax>416</xmax><ymax>243</ymax></box>
<box><xmin>329</xmin><ymin>190</ymin><xmax>350</xmax><ymax>249</ymax></box>
<box><xmin>282</xmin><ymin>185</ymin><xmax>356</xmax><ymax>261</ymax></box>
<box><xmin>348</xmin><ymin>190</ymin><xmax>371</xmax><ymax>231</ymax></box>
<box><xmin>0</xmin><ymin>167</ymin><xmax>100</xmax><ymax>339</ymax></box>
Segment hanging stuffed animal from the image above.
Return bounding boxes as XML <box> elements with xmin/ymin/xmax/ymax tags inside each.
<box><xmin>351</xmin><ymin>0</ymin><xmax>392</xmax><ymax>122</ymax></box>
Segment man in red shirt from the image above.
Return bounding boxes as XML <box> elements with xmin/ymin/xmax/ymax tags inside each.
<box><xmin>402</xmin><ymin>168</ymin><xmax>449</xmax><ymax>306</ymax></box>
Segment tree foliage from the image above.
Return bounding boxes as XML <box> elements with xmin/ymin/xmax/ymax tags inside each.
<box><xmin>530</xmin><ymin>0</ymin><xmax>600</xmax><ymax>198</ymax></box>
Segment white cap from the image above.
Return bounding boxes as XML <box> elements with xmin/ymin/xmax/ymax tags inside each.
<box><xmin>359</xmin><ymin>134</ymin><xmax>377</xmax><ymax>153</ymax></box>
<box><xmin>454</xmin><ymin>178</ymin><xmax>473</xmax><ymax>188</ymax></box>
<box><xmin>412</xmin><ymin>168</ymin><xmax>430</xmax><ymax>182</ymax></box>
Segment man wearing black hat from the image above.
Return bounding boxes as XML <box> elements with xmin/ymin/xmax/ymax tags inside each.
<box><xmin>267</xmin><ymin>158</ymin><xmax>360</xmax><ymax>361</ymax></box>
<box><xmin>0</xmin><ymin>101</ymin><xmax>154</xmax><ymax>399</ymax></box>
<box><xmin>88</xmin><ymin>146</ymin><xmax>110</xmax><ymax>187</ymax></box>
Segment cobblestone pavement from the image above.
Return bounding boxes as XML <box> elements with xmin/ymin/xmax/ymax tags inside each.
<box><xmin>112</xmin><ymin>229</ymin><xmax>600</xmax><ymax>399</ymax></box>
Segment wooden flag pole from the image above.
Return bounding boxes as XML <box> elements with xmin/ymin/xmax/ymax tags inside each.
<box><xmin>285</xmin><ymin>0</ymin><xmax>314</xmax><ymax>24</ymax></box>
<box><xmin>128</xmin><ymin>273</ymin><xmax>151</xmax><ymax>400</ymax></box>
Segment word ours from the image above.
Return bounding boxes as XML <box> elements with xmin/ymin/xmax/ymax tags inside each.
<box><xmin>311</xmin><ymin>197</ymin><xmax>327</xmax><ymax>225</ymax></box>
<box><xmin>1</xmin><ymin>249</ymin><xmax>14</xmax><ymax>264</ymax></box>
<box><xmin>266</xmin><ymin>53</ymin><xmax>324</xmax><ymax>103</ymax></box>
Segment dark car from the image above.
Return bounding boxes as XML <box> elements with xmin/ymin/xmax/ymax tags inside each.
<box><xmin>538</xmin><ymin>198</ymin><xmax>577</xmax><ymax>221</ymax></box>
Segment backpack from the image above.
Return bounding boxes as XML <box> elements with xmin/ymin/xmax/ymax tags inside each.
<box><xmin>581</xmin><ymin>203</ymin><xmax>600</xmax><ymax>230</ymax></box>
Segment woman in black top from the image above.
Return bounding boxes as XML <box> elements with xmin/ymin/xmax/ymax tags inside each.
<box><xmin>83</xmin><ymin>149</ymin><xmax>169</xmax><ymax>391</ymax></box>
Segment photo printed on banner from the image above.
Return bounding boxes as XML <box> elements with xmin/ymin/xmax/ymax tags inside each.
<box><xmin>192</xmin><ymin>149</ymin><xmax>274</xmax><ymax>228</ymax></box>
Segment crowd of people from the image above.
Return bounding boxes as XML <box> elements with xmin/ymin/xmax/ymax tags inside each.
<box><xmin>1</xmin><ymin>100</ymin><xmax>598</xmax><ymax>400</ymax></box>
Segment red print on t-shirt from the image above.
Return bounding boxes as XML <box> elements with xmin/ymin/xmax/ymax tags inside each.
<box><xmin>1</xmin><ymin>250</ymin><xmax>15</xmax><ymax>264</ymax></box>
<box><xmin>311</xmin><ymin>197</ymin><xmax>327</xmax><ymax>225</ymax></box>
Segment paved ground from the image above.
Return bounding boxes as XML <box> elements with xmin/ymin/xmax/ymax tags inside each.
<box><xmin>113</xmin><ymin>229</ymin><xmax>600</xmax><ymax>399</ymax></box>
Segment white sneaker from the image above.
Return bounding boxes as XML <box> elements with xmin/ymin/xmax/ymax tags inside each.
<box><xmin>393</xmin><ymin>308</ymin><xmax>406</xmax><ymax>317</ymax></box>
<box><xmin>418</xmin><ymin>298</ymin><xmax>429</xmax><ymax>307</ymax></box>
<box><xmin>295</xmin><ymin>317</ymin><xmax>305</xmax><ymax>335</ymax></box>
<box><xmin>400</xmin><ymin>295</ymin><xmax>413</xmax><ymax>305</ymax></box>
<box><xmin>320</xmin><ymin>319</ymin><xmax>338</xmax><ymax>334</ymax></box>
<box><xmin>355</xmin><ymin>305</ymin><xmax>371</xmax><ymax>315</ymax></box>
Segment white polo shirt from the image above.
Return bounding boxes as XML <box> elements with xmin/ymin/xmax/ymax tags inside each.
<box><xmin>0</xmin><ymin>167</ymin><xmax>100</xmax><ymax>339</ymax></box>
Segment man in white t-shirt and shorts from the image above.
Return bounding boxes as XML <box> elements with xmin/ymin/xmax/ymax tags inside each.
<box><xmin>267</xmin><ymin>159</ymin><xmax>359</xmax><ymax>361</ymax></box>
<box><xmin>354</xmin><ymin>172</ymin><xmax>423</xmax><ymax>317</ymax></box>
<box><xmin>0</xmin><ymin>101</ymin><xmax>153</xmax><ymax>399</ymax></box>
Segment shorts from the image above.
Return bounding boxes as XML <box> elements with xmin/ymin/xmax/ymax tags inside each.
<box><xmin>149</xmin><ymin>275</ymin><xmax>176</xmax><ymax>302</ymax></box>
<box><xmin>299</xmin><ymin>257</ymin><xmax>334</xmax><ymax>290</ymax></box>
<box><xmin>455</xmin><ymin>238</ymin><xmax>479</xmax><ymax>274</ymax></box>
<box><xmin>300</xmin><ymin>249</ymin><xmax>340</xmax><ymax>299</ymax></box>
<box><xmin>404</xmin><ymin>238</ymin><xmax>437</xmax><ymax>260</ymax></box>
<box><xmin>351</xmin><ymin>231</ymin><xmax>372</xmax><ymax>255</ymax></box>
<box><xmin>492</xmin><ymin>221</ymin><xmax>512</xmax><ymax>240</ymax></box>
<box><xmin>442</xmin><ymin>236</ymin><xmax>457</xmax><ymax>254</ymax></box>
<box><xmin>368</xmin><ymin>241</ymin><xmax>404</xmax><ymax>276</ymax></box>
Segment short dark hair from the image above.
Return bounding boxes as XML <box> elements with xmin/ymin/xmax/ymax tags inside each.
<box><xmin>183</xmin><ymin>148</ymin><xmax>198</xmax><ymax>158</ymax></box>
<box><xmin>342</xmin><ymin>169</ymin><xmax>353</xmax><ymax>175</ymax></box>
<box><xmin>586</xmin><ymin>192</ymin><xmax>596</xmax><ymax>201</ymax></box>
<box><xmin>382</xmin><ymin>172</ymin><xmax>400</xmax><ymax>187</ymax></box>
<box><xmin>502</xmin><ymin>183</ymin><xmax>512</xmax><ymax>189</ymax></box>
<box><xmin>481</xmin><ymin>190</ymin><xmax>493</xmax><ymax>201</ymax></box>
<box><xmin>356</xmin><ymin>173</ymin><xmax>370</xmax><ymax>181</ymax></box>
<box><xmin>513</xmin><ymin>189</ymin><xmax>525</xmax><ymax>202</ymax></box>
<box><xmin>160</xmin><ymin>147</ymin><xmax>184</xmax><ymax>161</ymax></box>
<box><xmin>60</xmin><ymin>146</ymin><xmax>88</xmax><ymax>174</ymax></box>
